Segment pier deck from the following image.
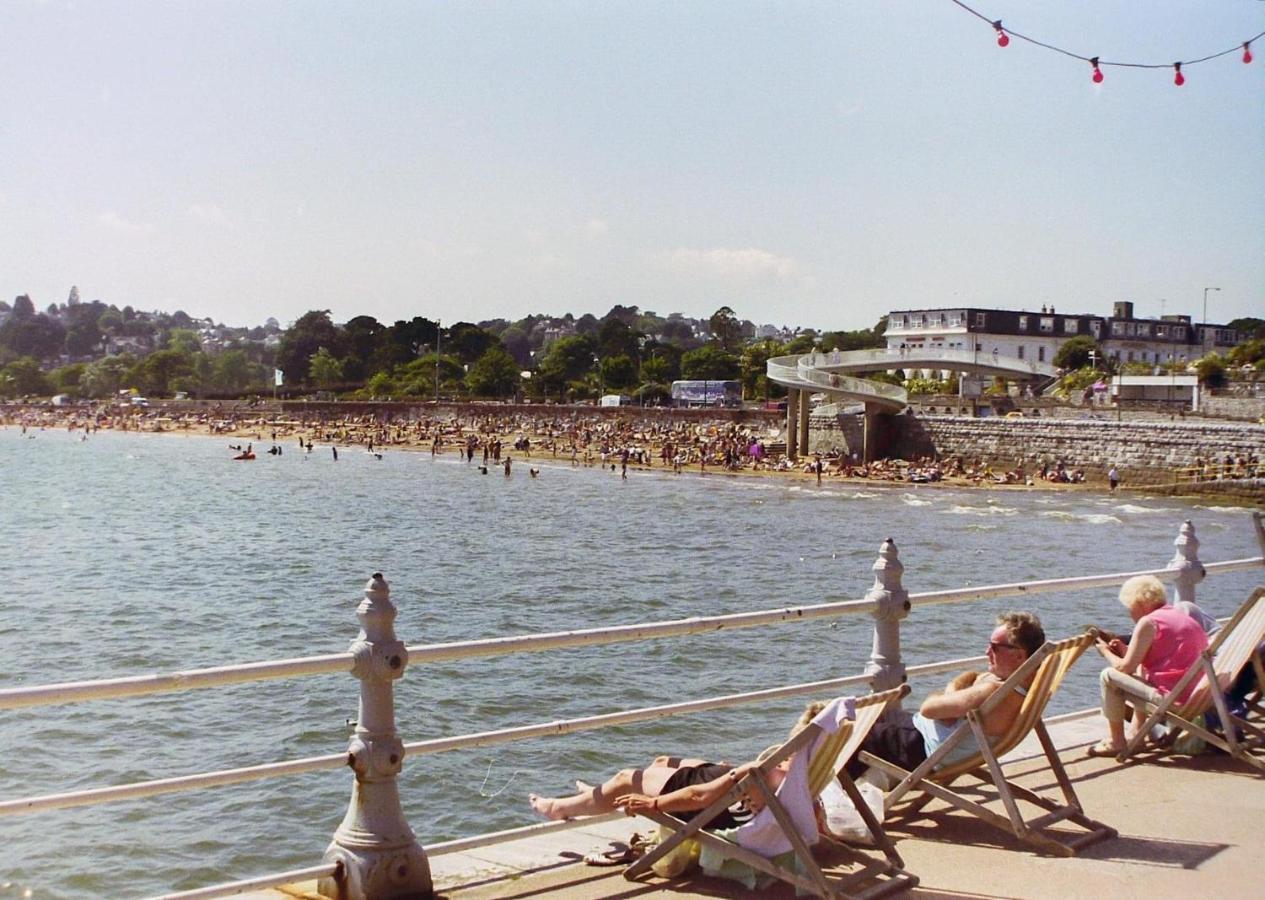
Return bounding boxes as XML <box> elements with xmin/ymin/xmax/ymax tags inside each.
<box><xmin>259</xmin><ymin>712</ymin><xmax>1262</xmax><ymax>899</ymax></box>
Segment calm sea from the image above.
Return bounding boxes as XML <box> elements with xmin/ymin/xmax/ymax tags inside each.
<box><xmin>0</xmin><ymin>427</ymin><xmax>1260</xmax><ymax>898</ymax></box>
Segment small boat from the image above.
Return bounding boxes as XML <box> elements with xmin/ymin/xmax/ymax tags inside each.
<box><xmin>233</xmin><ymin>452</ymin><xmax>256</xmax><ymax>461</ymax></box>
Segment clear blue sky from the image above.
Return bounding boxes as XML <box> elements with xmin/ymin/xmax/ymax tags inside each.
<box><xmin>2</xmin><ymin>1</ymin><xmax>1261</xmax><ymax>331</ymax></box>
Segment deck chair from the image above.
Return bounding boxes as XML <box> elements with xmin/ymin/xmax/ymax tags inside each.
<box><xmin>860</xmin><ymin>633</ymin><xmax>1117</xmax><ymax>857</ymax></box>
<box><xmin>1117</xmin><ymin>586</ymin><xmax>1265</xmax><ymax>771</ymax></box>
<box><xmin>625</xmin><ymin>685</ymin><xmax>918</xmax><ymax>899</ymax></box>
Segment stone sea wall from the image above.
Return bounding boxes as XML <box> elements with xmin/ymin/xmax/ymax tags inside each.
<box><xmin>889</xmin><ymin>415</ymin><xmax>1264</xmax><ymax>479</ymax></box>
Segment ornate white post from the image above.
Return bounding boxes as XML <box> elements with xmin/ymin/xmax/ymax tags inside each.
<box><xmin>864</xmin><ymin>539</ymin><xmax>910</xmax><ymax>692</ymax></box>
<box><xmin>321</xmin><ymin>574</ymin><xmax>431</xmax><ymax>900</ymax></box>
<box><xmin>1167</xmin><ymin>520</ymin><xmax>1205</xmax><ymax>607</ymax></box>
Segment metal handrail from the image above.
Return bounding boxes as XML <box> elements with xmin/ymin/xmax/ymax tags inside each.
<box><xmin>4</xmin><ymin>557</ymin><xmax>1261</xmax><ymax>712</ymax></box>
<box><xmin>0</xmin><ymin>662</ymin><xmax>981</xmax><ymax>818</ymax></box>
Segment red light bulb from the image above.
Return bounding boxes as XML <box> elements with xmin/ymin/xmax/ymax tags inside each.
<box><xmin>993</xmin><ymin>22</ymin><xmax>1010</xmax><ymax>47</ymax></box>
<box><xmin>1244</xmin><ymin>43</ymin><xmax>1253</xmax><ymax>65</ymax></box>
<box><xmin>1173</xmin><ymin>63</ymin><xmax>1184</xmax><ymax>86</ymax></box>
<box><xmin>1089</xmin><ymin>57</ymin><xmax>1103</xmax><ymax>83</ymax></box>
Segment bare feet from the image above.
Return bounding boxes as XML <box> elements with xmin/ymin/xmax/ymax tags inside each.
<box><xmin>529</xmin><ymin>793</ymin><xmax>568</xmax><ymax>821</ymax></box>
<box><xmin>575</xmin><ymin>780</ymin><xmax>596</xmax><ymax>794</ymax></box>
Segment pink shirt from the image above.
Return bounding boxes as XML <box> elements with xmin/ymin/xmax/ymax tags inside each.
<box><xmin>1143</xmin><ymin>606</ymin><xmax>1209</xmax><ymax>703</ymax></box>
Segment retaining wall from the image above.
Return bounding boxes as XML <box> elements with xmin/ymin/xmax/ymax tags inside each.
<box><xmin>890</xmin><ymin>415</ymin><xmax>1264</xmax><ymax>479</ymax></box>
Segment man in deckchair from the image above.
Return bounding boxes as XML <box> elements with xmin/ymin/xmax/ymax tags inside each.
<box><xmin>843</xmin><ymin>611</ymin><xmax>1045</xmax><ymax>778</ymax></box>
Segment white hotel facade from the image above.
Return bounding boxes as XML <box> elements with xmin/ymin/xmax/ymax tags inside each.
<box><xmin>884</xmin><ymin>301</ymin><xmax>1242</xmax><ymax>368</ymax></box>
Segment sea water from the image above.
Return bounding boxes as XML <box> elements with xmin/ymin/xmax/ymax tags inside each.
<box><xmin>0</xmin><ymin>428</ymin><xmax>1260</xmax><ymax>898</ymax></box>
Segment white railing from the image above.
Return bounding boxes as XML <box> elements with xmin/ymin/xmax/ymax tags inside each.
<box><xmin>1</xmin><ymin>516</ymin><xmax>1260</xmax><ymax>900</ymax></box>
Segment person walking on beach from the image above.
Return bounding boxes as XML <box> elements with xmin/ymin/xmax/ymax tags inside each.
<box><xmin>1108</xmin><ymin>466</ymin><xmax>1119</xmax><ymax>492</ymax></box>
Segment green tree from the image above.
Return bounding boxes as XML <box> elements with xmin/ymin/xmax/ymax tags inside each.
<box><xmin>396</xmin><ymin>354</ymin><xmax>465</xmax><ymax>397</ymax></box>
<box><xmin>81</xmin><ymin>355</ymin><xmax>134</xmax><ymax>398</ymax></box>
<box><xmin>0</xmin><ymin>312</ymin><xmax>66</xmax><ymax>362</ymax></box>
<box><xmin>1053</xmin><ymin>335</ymin><xmax>1099</xmax><ymax>370</ymax></box>
<box><xmin>213</xmin><ymin>350</ymin><xmax>257</xmax><ymax>394</ymax></box>
<box><xmin>536</xmin><ymin>334</ymin><xmax>598</xmax><ymax>396</ymax></box>
<box><xmin>50</xmin><ymin>363</ymin><xmax>86</xmax><ymax>396</ymax></box>
<box><xmin>708</xmin><ymin>305</ymin><xmax>743</xmax><ymax>351</ymax></box>
<box><xmin>276</xmin><ymin>311</ymin><xmax>345</xmax><ymax>385</ymax></box>
<box><xmin>1195</xmin><ymin>355</ymin><xmax>1228</xmax><ymax>389</ymax></box>
<box><xmin>465</xmin><ymin>347</ymin><xmax>521</xmax><ymax>398</ymax></box>
<box><xmin>640</xmin><ymin>353</ymin><xmax>672</xmax><ymax>386</ymax></box>
<box><xmin>445</xmin><ymin>322</ymin><xmax>498</xmax><ymax>364</ymax></box>
<box><xmin>308</xmin><ymin>347</ymin><xmax>345</xmax><ymax>388</ymax></box>
<box><xmin>596</xmin><ymin>318</ymin><xmax>640</xmax><ymax>361</ymax></box>
<box><xmin>599</xmin><ymin>354</ymin><xmax>637</xmax><ymax>391</ymax></box>
<box><xmin>365</xmin><ymin>371</ymin><xmax>397</xmax><ymax>399</ymax></box>
<box><xmin>739</xmin><ymin>339</ymin><xmax>784</xmax><ymax>401</ymax></box>
<box><xmin>164</xmin><ymin>328</ymin><xmax>203</xmax><ymax>355</ymax></box>
<box><xmin>681</xmin><ymin>345</ymin><xmax>740</xmax><ymax>380</ymax></box>
<box><xmin>1</xmin><ymin>357</ymin><xmax>51</xmax><ymax>396</ymax></box>
<box><xmin>132</xmin><ymin>348</ymin><xmax>193</xmax><ymax>396</ymax></box>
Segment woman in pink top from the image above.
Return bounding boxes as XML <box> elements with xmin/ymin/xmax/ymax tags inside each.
<box><xmin>1089</xmin><ymin>575</ymin><xmax>1209</xmax><ymax>756</ymax></box>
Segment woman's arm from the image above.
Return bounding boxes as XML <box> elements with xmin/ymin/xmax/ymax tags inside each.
<box><xmin>1097</xmin><ymin>618</ymin><xmax>1154</xmax><ymax>675</ymax></box>
<box><xmin>616</xmin><ymin>763</ymin><xmax>751</xmax><ymax>815</ymax></box>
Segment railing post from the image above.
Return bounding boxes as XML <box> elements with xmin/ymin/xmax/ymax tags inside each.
<box><xmin>864</xmin><ymin>539</ymin><xmax>909</xmax><ymax>692</ymax></box>
<box><xmin>1167</xmin><ymin>520</ymin><xmax>1205</xmax><ymax>606</ymax></box>
<box><xmin>321</xmin><ymin>574</ymin><xmax>431</xmax><ymax>900</ymax></box>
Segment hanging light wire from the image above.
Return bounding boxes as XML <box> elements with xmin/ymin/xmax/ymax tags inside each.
<box><xmin>948</xmin><ymin>0</ymin><xmax>1263</xmax><ymax>70</ymax></box>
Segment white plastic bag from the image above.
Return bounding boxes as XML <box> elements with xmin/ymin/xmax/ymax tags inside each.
<box><xmin>820</xmin><ymin>773</ymin><xmax>885</xmax><ymax>844</ymax></box>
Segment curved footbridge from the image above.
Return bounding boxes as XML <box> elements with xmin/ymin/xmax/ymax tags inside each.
<box><xmin>767</xmin><ymin>348</ymin><xmax>1060</xmax><ymax>461</ymax></box>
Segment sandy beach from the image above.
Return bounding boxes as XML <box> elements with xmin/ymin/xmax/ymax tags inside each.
<box><xmin>2</xmin><ymin>401</ymin><xmax>1110</xmax><ymax>494</ymax></box>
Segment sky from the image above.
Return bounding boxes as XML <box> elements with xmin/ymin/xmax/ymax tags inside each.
<box><xmin>2</xmin><ymin>1</ymin><xmax>1262</xmax><ymax>332</ymax></box>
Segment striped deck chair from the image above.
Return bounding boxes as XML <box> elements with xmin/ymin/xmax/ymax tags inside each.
<box><xmin>1118</xmin><ymin>586</ymin><xmax>1265</xmax><ymax>771</ymax></box>
<box><xmin>625</xmin><ymin>685</ymin><xmax>918</xmax><ymax>900</ymax></box>
<box><xmin>861</xmin><ymin>633</ymin><xmax>1117</xmax><ymax>857</ymax></box>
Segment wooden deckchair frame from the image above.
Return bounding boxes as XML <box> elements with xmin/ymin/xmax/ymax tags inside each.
<box><xmin>625</xmin><ymin>685</ymin><xmax>918</xmax><ymax>900</ymax></box>
<box><xmin>1117</xmin><ymin>586</ymin><xmax>1265</xmax><ymax>771</ymax></box>
<box><xmin>861</xmin><ymin>634</ymin><xmax>1117</xmax><ymax>857</ymax></box>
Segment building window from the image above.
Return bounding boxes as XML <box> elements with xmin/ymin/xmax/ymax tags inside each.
<box><xmin>939</xmin><ymin>313</ymin><xmax>946</xmax><ymax>325</ymax></box>
<box><xmin>1127</xmin><ymin>351</ymin><xmax>1134</xmax><ymax>362</ymax></box>
<box><xmin>1017</xmin><ymin>345</ymin><xmax>1025</xmax><ymax>359</ymax></box>
<box><xmin>1064</xmin><ymin>319</ymin><xmax>1079</xmax><ymax>333</ymax></box>
<box><xmin>1137</xmin><ymin>323</ymin><xmax>1150</xmax><ymax>337</ymax></box>
<box><xmin>1112</xmin><ymin>322</ymin><xmax>1124</xmax><ymax>335</ymax></box>
<box><xmin>975</xmin><ymin>312</ymin><xmax>986</xmax><ymax>328</ymax></box>
<box><xmin>1156</xmin><ymin>325</ymin><xmax>1167</xmax><ymax>337</ymax></box>
<box><xmin>1091</xmin><ymin>321</ymin><xmax>1102</xmax><ymax>336</ymax></box>
<box><xmin>901</xmin><ymin>315</ymin><xmax>909</xmax><ymax>328</ymax></box>
<box><xmin>1019</xmin><ymin>315</ymin><xmax>1028</xmax><ymax>331</ymax></box>
<box><xmin>1039</xmin><ymin>317</ymin><xmax>1054</xmax><ymax>333</ymax></box>
<box><xmin>1038</xmin><ymin>346</ymin><xmax>1045</xmax><ymax>362</ymax></box>
<box><xmin>1173</xmin><ymin>326</ymin><xmax>1185</xmax><ymax>339</ymax></box>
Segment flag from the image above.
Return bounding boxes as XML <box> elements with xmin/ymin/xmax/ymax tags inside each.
<box><xmin>274</xmin><ymin>368</ymin><xmax>284</xmax><ymax>386</ymax></box>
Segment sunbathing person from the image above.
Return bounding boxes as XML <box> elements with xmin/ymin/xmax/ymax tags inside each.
<box><xmin>528</xmin><ymin>703</ymin><xmax>830</xmax><ymax>825</ymax></box>
<box><xmin>844</xmin><ymin>612</ymin><xmax>1045</xmax><ymax>778</ymax></box>
<box><xmin>1089</xmin><ymin>575</ymin><xmax>1209</xmax><ymax>756</ymax></box>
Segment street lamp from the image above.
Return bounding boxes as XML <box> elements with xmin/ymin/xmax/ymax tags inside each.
<box><xmin>1202</xmin><ymin>287</ymin><xmax>1220</xmax><ymax>354</ymax></box>
<box><xmin>434</xmin><ymin>319</ymin><xmax>441</xmax><ymax>403</ymax></box>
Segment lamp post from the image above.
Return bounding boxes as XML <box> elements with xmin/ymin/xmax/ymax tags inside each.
<box><xmin>434</xmin><ymin>319</ymin><xmax>441</xmax><ymax>404</ymax></box>
<box><xmin>1202</xmin><ymin>287</ymin><xmax>1220</xmax><ymax>354</ymax></box>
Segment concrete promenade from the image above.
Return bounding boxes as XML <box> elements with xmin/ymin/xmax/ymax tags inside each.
<box><xmin>260</xmin><ymin>711</ymin><xmax>1263</xmax><ymax>899</ymax></box>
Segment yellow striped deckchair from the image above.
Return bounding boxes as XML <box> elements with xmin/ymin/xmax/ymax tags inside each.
<box><xmin>1118</xmin><ymin>586</ymin><xmax>1265</xmax><ymax>771</ymax></box>
<box><xmin>625</xmin><ymin>685</ymin><xmax>917</xmax><ymax>900</ymax></box>
<box><xmin>862</xmin><ymin>633</ymin><xmax>1117</xmax><ymax>857</ymax></box>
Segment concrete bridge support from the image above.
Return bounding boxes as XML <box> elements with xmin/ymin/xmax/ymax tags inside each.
<box><xmin>798</xmin><ymin>389</ymin><xmax>810</xmax><ymax>458</ymax></box>
<box><xmin>786</xmin><ymin>388</ymin><xmax>800</xmax><ymax>459</ymax></box>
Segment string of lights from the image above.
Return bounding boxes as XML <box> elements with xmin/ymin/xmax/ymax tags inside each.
<box><xmin>949</xmin><ymin>0</ymin><xmax>1262</xmax><ymax>85</ymax></box>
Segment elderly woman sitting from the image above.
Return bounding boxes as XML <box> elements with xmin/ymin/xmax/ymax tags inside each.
<box><xmin>1088</xmin><ymin>575</ymin><xmax>1209</xmax><ymax>756</ymax></box>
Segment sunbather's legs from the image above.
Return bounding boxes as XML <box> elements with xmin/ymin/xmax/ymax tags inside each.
<box><xmin>530</xmin><ymin>763</ymin><xmax>680</xmax><ymax>820</ymax></box>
